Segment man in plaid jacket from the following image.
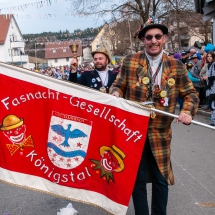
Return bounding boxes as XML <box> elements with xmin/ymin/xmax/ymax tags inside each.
<box><xmin>110</xmin><ymin>19</ymin><xmax>199</xmax><ymax>215</ymax></box>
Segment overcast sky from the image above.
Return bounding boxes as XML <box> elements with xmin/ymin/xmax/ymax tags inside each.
<box><xmin>0</xmin><ymin>0</ymin><xmax>108</xmax><ymax>34</ymax></box>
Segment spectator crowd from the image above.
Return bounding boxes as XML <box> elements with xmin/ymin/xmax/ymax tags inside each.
<box><xmin>169</xmin><ymin>43</ymin><xmax>215</xmax><ymax>126</ymax></box>
<box><xmin>32</xmin><ymin>42</ymin><xmax>215</xmax><ymax>126</ymax></box>
<box><xmin>33</xmin><ymin>63</ymin><xmax>121</xmax><ymax>81</ymax></box>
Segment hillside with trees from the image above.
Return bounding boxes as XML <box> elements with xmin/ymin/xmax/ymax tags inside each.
<box><xmin>23</xmin><ymin>27</ymin><xmax>102</xmax><ymax>58</ymax></box>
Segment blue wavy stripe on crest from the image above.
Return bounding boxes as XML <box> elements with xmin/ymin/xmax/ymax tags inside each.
<box><xmin>47</xmin><ymin>142</ymin><xmax>86</xmax><ymax>158</ymax></box>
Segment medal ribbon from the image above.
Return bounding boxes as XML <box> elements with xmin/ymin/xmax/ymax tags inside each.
<box><xmin>147</xmin><ymin>59</ymin><xmax>163</xmax><ymax>85</ymax></box>
<box><xmin>146</xmin><ymin>58</ymin><xmax>163</xmax><ymax>100</ymax></box>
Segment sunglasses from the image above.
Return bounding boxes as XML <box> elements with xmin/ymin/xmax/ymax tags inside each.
<box><xmin>145</xmin><ymin>34</ymin><xmax>164</xmax><ymax>41</ymax></box>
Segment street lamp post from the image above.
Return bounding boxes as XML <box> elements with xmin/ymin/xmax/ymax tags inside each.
<box><xmin>35</xmin><ymin>43</ymin><xmax>37</xmax><ymax>69</ymax></box>
<box><xmin>34</xmin><ymin>42</ymin><xmax>44</xmax><ymax>69</ymax></box>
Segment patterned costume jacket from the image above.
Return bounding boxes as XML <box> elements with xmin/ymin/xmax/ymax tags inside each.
<box><xmin>78</xmin><ymin>69</ymin><xmax>118</xmax><ymax>93</ymax></box>
<box><xmin>110</xmin><ymin>52</ymin><xmax>199</xmax><ymax>185</ymax></box>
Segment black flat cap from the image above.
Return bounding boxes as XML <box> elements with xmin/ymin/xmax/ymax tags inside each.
<box><xmin>138</xmin><ymin>24</ymin><xmax>168</xmax><ymax>39</ymax></box>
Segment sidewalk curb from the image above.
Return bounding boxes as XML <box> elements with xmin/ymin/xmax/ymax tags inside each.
<box><xmin>196</xmin><ymin>109</ymin><xmax>211</xmax><ymax>117</ymax></box>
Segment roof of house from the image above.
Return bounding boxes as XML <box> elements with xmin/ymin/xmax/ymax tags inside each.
<box><xmin>0</xmin><ymin>14</ymin><xmax>23</xmax><ymax>45</ymax></box>
<box><xmin>0</xmin><ymin>15</ymin><xmax>11</xmax><ymax>44</ymax></box>
<box><xmin>45</xmin><ymin>42</ymin><xmax>82</xmax><ymax>59</ymax></box>
<box><xmin>29</xmin><ymin>56</ymin><xmax>48</xmax><ymax>64</ymax></box>
<box><xmin>91</xmin><ymin>23</ymin><xmax>108</xmax><ymax>45</ymax></box>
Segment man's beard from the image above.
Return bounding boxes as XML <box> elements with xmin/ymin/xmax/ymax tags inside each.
<box><xmin>95</xmin><ymin>64</ymin><xmax>107</xmax><ymax>71</ymax></box>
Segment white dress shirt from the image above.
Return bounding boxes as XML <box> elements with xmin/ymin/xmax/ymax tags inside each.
<box><xmin>97</xmin><ymin>69</ymin><xmax>109</xmax><ymax>86</ymax></box>
<box><xmin>145</xmin><ymin>51</ymin><xmax>163</xmax><ymax>88</ymax></box>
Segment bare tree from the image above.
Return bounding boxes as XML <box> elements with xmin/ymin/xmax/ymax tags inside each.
<box><xmin>69</xmin><ymin>0</ymin><xmax>208</xmax><ymax>53</ymax></box>
<box><xmin>161</xmin><ymin>0</ymin><xmax>211</xmax><ymax>51</ymax></box>
<box><xmin>68</xmin><ymin>0</ymin><xmax>167</xmax><ymax>55</ymax></box>
<box><xmin>69</xmin><ymin>0</ymin><xmax>163</xmax><ymax>25</ymax></box>
<box><xmin>185</xmin><ymin>13</ymin><xmax>212</xmax><ymax>45</ymax></box>
<box><xmin>102</xmin><ymin>19</ymin><xmax>142</xmax><ymax>55</ymax></box>
<box><xmin>160</xmin><ymin>0</ymin><xmax>195</xmax><ymax>50</ymax></box>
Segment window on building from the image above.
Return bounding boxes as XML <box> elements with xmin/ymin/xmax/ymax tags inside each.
<box><xmin>180</xmin><ymin>27</ymin><xmax>188</xmax><ymax>34</ymax></box>
<box><xmin>11</xmin><ymin>35</ymin><xmax>15</xmax><ymax>42</ymax></box>
<box><xmin>167</xmin><ymin>43</ymin><xmax>171</xmax><ymax>49</ymax></box>
<box><xmin>63</xmin><ymin>49</ymin><xmax>66</xmax><ymax>52</ymax></box>
<box><xmin>55</xmin><ymin>59</ymin><xmax>58</xmax><ymax>63</ymax></box>
<box><xmin>66</xmin><ymin>58</ymin><xmax>69</xmax><ymax>61</ymax></box>
<box><xmin>181</xmin><ymin>40</ymin><xmax>189</xmax><ymax>47</ymax></box>
<box><xmin>96</xmin><ymin>45</ymin><xmax>100</xmax><ymax>49</ymax></box>
<box><xmin>53</xmin><ymin>50</ymin><xmax>56</xmax><ymax>53</ymax></box>
<box><xmin>199</xmin><ymin>28</ymin><xmax>205</xmax><ymax>34</ymax></box>
<box><xmin>8</xmin><ymin>49</ymin><xmax>11</xmax><ymax>56</ymax></box>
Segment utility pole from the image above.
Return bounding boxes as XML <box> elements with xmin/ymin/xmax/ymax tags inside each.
<box><xmin>9</xmin><ymin>36</ymin><xmax>13</xmax><ymax>64</ymax></box>
<box><xmin>35</xmin><ymin>42</ymin><xmax>41</xmax><ymax>69</ymax></box>
<box><xmin>35</xmin><ymin>43</ymin><xmax>37</xmax><ymax>69</ymax></box>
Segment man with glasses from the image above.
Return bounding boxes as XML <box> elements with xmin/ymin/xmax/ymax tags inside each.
<box><xmin>110</xmin><ymin>19</ymin><xmax>199</xmax><ymax>215</ymax></box>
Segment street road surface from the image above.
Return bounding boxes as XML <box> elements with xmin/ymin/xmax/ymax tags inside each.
<box><xmin>0</xmin><ymin>113</ymin><xmax>214</xmax><ymax>215</ymax></box>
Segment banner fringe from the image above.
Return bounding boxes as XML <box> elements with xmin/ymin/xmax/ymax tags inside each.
<box><xmin>0</xmin><ymin>179</ymin><xmax>114</xmax><ymax>215</ymax></box>
<box><xmin>124</xmin><ymin>99</ymin><xmax>151</xmax><ymax>111</ymax></box>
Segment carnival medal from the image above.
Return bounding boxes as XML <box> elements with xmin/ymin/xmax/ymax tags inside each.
<box><xmin>160</xmin><ymin>90</ymin><xmax>167</xmax><ymax>98</ymax></box>
<box><xmin>167</xmin><ymin>78</ymin><xmax>175</xmax><ymax>86</ymax></box>
<box><xmin>142</xmin><ymin>77</ymin><xmax>150</xmax><ymax>85</ymax></box>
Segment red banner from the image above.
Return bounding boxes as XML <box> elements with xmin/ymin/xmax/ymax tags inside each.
<box><xmin>0</xmin><ymin>63</ymin><xmax>150</xmax><ymax>215</ymax></box>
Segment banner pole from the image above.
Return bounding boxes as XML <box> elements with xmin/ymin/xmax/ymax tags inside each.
<box><xmin>124</xmin><ymin>100</ymin><xmax>215</xmax><ymax>130</ymax></box>
<box><xmin>151</xmin><ymin>107</ymin><xmax>215</xmax><ymax>130</ymax></box>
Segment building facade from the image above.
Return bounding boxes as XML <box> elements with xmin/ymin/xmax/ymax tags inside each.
<box><xmin>0</xmin><ymin>14</ymin><xmax>29</xmax><ymax>68</ymax></box>
<box><xmin>82</xmin><ymin>46</ymin><xmax>92</xmax><ymax>63</ymax></box>
<box><xmin>164</xmin><ymin>13</ymin><xmax>211</xmax><ymax>52</ymax></box>
<box><xmin>194</xmin><ymin>0</ymin><xmax>215</xmax><ymax>45</ymax></box>
<box><xmin>90</xmin><ymin>24</ymin><xmax>109</xmax><ymax>52</ymax></box>
<box><xmin>45</xmin><ymin>42</ymin><xmax>82</xmax><ymax>67</ymax></box>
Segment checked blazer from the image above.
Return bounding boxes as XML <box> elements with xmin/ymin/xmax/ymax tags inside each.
<box><xmin>110</xmin><ymin>51</ymin><xmax>199</xmax><ymax>185</ymax></box>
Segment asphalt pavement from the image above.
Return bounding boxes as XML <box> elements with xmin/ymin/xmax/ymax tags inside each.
<box><xmin>0</xmin><ymin>110</ymin><xmax>214</xmax><ymax>215</ymax></box>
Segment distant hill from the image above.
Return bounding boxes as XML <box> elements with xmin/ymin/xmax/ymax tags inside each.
<box><xmin>23</xmin><ymin>26</ymin><xmax>102</xmax><ymax>59</ymax></box>
<box><xmin>23</xmin><ymin>27</ymin><xmax>101</xmax><ymax>43</ymax></box>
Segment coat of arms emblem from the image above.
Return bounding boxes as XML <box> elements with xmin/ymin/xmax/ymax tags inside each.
<box><xmin>47</xmin><ymin>111</ymin><xmax>92</xmax><ymax>170</ymax></box>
